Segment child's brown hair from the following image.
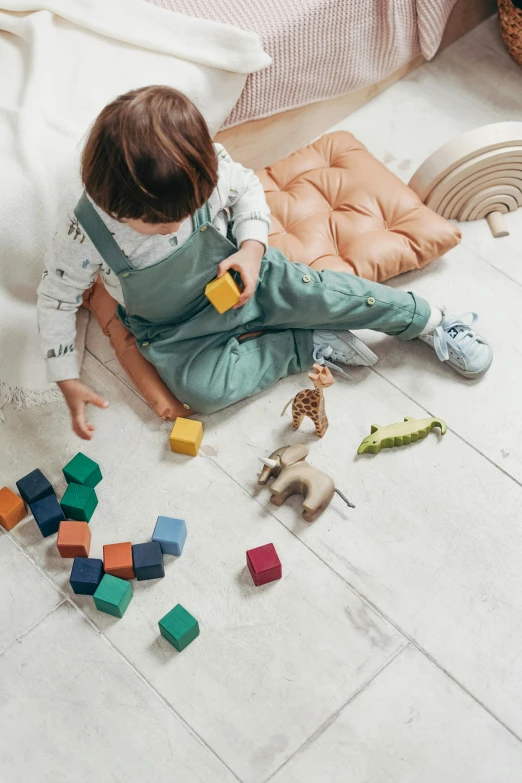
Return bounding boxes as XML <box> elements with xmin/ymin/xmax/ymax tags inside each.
<box><xmin>82</xmin><ymin>86</ymin><xmax>218</xmax><ymax>223</ymax></box>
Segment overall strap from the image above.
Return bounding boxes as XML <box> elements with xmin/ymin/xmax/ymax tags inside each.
<box><xmin>192</xmin><ymin>201</ymin><xmax>211</xmax><ymax>230</ymax></box>
<box><xmin>74</xmin><ymin>193</ymin><xmax>133</xmax><ymax>275</ymax></box>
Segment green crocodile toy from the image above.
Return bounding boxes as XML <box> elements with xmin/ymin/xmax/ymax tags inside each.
<box><xmin>357</xmin><ymin>416</ymin><xmax>447</xmax><ymax>455</ymax></box>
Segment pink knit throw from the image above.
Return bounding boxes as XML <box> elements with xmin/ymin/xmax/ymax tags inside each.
<box><xmin>146</xmin><ymin>0</ymin><xmax>459</xmax><ymax>128</ymax></box>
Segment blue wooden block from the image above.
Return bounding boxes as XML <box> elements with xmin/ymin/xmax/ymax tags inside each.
<box><xmin>30</xmin><ymin>494</ymin><xmax>65</xmax><ymax>537</ymax></box>
<box><xmin>70</xmin><ymin>557</ymin><xmax>104</xmax><ymax>595</ymax></box>
<box><xmin>16</xmin><ymin>469</ymin><xmax>53</xmax><ymax>505</ymax></box>
<box><xmin>132</xmin><ymin>541</ymin><xmax>164</xmax><ymax>581</ymax></box>
<box><xmin>152</xmin><ymin>516</ymin><xmax>187</xmax><ymax>556</ymax></box>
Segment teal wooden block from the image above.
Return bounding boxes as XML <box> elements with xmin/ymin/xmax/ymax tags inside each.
<box><xmin>93</xmin><ymin>574</ymin><xmax>132</xmax><ymax>618</ymax></box>
<box><xmin>159</xmin><ymin>604</ymin><xmax>199</xmax><ymax>651</ymax></box>
<box><xmin>63</xmin><ymin>452</ymin><xmax>102</xmax><ymax>488</ymax></box>
<box><xmin>61</xmin><ymin>484</ymin><xmax>98</xmax><ymax>522</ymax></box>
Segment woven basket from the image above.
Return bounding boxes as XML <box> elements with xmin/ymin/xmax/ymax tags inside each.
<box><xmin>498</xmin><ymin>0</ymin><xmax>522</xmax><ymax>67</ymax></box>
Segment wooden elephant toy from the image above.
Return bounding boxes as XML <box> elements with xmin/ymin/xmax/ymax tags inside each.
<box><xmin>258</xmin><ymin>444</ymin><xmax>354</xmax><ymax>521</ymax></box>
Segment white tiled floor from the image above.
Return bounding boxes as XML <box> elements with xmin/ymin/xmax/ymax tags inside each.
<box><xmin>2</xmin><ymin>15</ymin><xmax>522</xmax><ymax>783</ymax></box>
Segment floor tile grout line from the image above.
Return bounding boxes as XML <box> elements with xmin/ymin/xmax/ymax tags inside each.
<box><xmin>206</xmin><ymin>456</ymin><xmax>522</xmax><ymax>748</ymax></box>
<box><xmin>62</xmin><ymin>597</ymin><xmax>244</xmax><ymax>783</ymax></box>
<box><xmin>458</xmin><ymin>237</ymin><xmax>522</xmax><ymax>290</ymax></box>
<box><xmin>0</xmin><ymin>599</ymin><xmax>66</xmax><ymax>659</ymax></box>
<box><xmin>263</xmin><ymin>642</ymin><xmax>409</xmax><ymax>783</ymax></box>
<box><xmin>2</xmin><ymin>532</ymin><xmax>243</xmax><ymax>783</ymax></box>
<box><xmin>369</xmin><ymin>366</ymin><xmax>522</xmax><ymax>491</ymax></box>
<box><xmin>84</xmin><ymin>347</ymin><xmax>151</xmax><ymax>410</ymax></box>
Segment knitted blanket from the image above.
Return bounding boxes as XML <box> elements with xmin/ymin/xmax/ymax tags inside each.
<box><xmin>147</xmin><ymin>0</ymin><xmax>459</xmax><ymax>127</ymax></box>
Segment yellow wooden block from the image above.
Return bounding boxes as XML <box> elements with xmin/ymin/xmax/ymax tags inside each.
<box><xmin>169</xmin><ymin>417</ymin><xmax>204</xmax><ymax>457</ymax></box>
<box><xmin>205</xmin><ymin>273</ymin><xmax>241</xmax><ymax>314</ymax></box>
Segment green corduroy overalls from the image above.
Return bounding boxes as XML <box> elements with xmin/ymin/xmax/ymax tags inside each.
<box><xmin>75</xmin><ymin>194</ymin><xmax>431</xmax><ymax>414</ymax></box>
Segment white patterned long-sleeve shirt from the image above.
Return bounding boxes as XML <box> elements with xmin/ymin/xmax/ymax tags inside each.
<box><xmin>37</xmin><ymin>144</ymin><xmax>270</xmax><ymax>383</ymax></box>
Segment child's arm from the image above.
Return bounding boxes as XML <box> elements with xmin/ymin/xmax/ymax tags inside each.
<box><xmin>214</xmin><ymin>146</ymin><xmax>270</xmax><ymax>307</ymax></box>
<box><xmin>37</xmin><ymin>210</ymin><xmax>109</xmax><ymax>439</ymax></box>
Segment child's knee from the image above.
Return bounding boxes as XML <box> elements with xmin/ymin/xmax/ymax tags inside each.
<box><xmin>177</xmin><ymin>378</ymin><xmax>227</xmax><ymax>415</ymax></box>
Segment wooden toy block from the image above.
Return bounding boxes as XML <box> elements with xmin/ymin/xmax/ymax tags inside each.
<box><xmin>169</xmin><ymin>417</ymin><xmax>203</xmax><ymax>457</ymax></box>
<box><xmin>57</xmin><ymin>520</ymin><xmax>91</xmax><ymax>558</ymax></box>
<box><xmin>93</xmin><ymin>574</ymin><xmax>133</xmax><ymax>618</ymax></box>
<box><xmin>152</xmin><ymin>516</ymin><xmax>187</xmax><ymax>556</ymax></box>
<box><xmin>30</xmin><ymin>494</ymin><xmax>65</xmax><ymax>538</ymax></box>
<box><xmin>132</xmin><ymin>542</ymin><xmax>164</xmax><ymax>581</ymax></box>
<box><xmin>61</xmin><ymin>483</ymin><xmax>98</xmax><ymax>522</ymax></box>
<box><xmin>205</xmin><ymin>272</ymin><xmax>241</xmax><ymax>314</ymax></box>
<box><xmin>246</xmin><ymin>543</ymin><xmax>282</xmax><ymax>586</ymax></box>
<box><xmin>159</xmin><ymin>604</ymin><xmax>199</xmax><ymax>651</ymax></box>
<box><xmin>69</xmin><ymin>557</ymin><xmax>104</xmax><ymax>595</ymax></box>
<box><xmin>0</xmin><ymin>486</ymin><xmax>26</xmax><ymax>531</ymax></box>
<box><xmin>103</xmin><ymin>542</ymin><xmax>135</xmax><ymax>580</ymax></box>
<box><xmin>63</xmin><ymin>452</ymin><xmax>102</xmax><ymax>488</ymax></box>
<box><xmin>16</xmin><ymin>468</ymin><xmax>53</xmax><ymax>505</ymax></box>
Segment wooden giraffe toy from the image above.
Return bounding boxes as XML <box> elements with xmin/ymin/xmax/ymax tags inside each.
<box><xmin>282</xmin><ymin>364</ymin><xmax>334</xmax><ymax>438</ymax></box>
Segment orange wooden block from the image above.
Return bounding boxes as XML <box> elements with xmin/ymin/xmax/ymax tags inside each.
<box><xmin>103</xmin><ymin>542</ymin><xmax>135</xmax><ymax>580</ymax></box>
<box><xmin>57</xmin><ymin>520</ymin><xmax>91</xmax><ymax>558</ymax></box>
<box><xmin>0</xmin><ymin>486</ymin><xmax>26</xmax><ymax>531</ymax></box>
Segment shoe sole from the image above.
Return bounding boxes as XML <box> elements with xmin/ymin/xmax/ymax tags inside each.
<box><xmin>447</xmin><ymin>347</ymin><xmax>493</xmax><ymax>379</ymax></box>
<box><xmin>332</xmin><ymin>331</ymin><xmax>378</xmax><ymax>366</ymax></box>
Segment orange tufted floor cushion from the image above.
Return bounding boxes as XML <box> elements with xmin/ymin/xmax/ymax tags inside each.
<box><xmin>83</xmin><ymin>131</ymin><xmax>461</xmax><ymax>420</ymax></box>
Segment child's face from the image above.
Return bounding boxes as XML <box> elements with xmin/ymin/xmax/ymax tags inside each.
<box><xmin>122</xmin><ymin>217</ymin><xmax>185</xmax><ymax>236</ymax></box>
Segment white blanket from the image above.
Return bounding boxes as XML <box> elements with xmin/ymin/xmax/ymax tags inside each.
<box><xmin>0</xmin><ymin>0</ymin><xmax>270</xmax><ymax>419</ymax></box>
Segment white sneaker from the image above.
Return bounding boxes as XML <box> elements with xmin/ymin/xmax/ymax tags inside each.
<box><xmin>313</xmin><ymin>330</ymin><xmax>378</xmax><ymax>377</ymax></box>
<box><xmin>419</xmin><ymin>310</ymin><xmax>493</xmax><ymax>378</ymax></box>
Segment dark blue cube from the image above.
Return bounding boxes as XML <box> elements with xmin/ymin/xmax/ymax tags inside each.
<box><xmin>132</xmin><ymin>542</ymin><xmax>164</xmax><ymax>581</ymax></box>
<box><xmin>30</xmin><ymin>494</ymin><xmax>65</xmax><ymax>537</ymax></box>
<box><xmin>16</xmin><ymin>469</ymin><xmax>53</xmax><ymax>505</ymax></box>
<box><xmin>70</xmin><ymin>557</ymin><xmax>104</xmax><ymax>595</ymax></box>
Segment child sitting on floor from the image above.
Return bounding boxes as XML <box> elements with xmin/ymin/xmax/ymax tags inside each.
<box><xmin>37</xmin><ymin>86</ymin><xmax>492</xmax><ymax>440</ymax></box>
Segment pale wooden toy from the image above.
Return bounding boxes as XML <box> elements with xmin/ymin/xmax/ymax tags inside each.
<box><xmin>281</xmin><ymin>364</ymin><xmax>334</xmax><ymax>438</ymax></box>
<box><xmin>258</xmin><ymin>444</ymin><xmax>354</xmax><ymax>521</ymax></box>
<box><xmin>409</xmin><ymin>121</ymin><xmax>522</xmax><ymax>238</ymax></box>
<box><xmin>205</xmin><ymin>272</ymin><xmax>241</xmax><ymax>313</ymax></box>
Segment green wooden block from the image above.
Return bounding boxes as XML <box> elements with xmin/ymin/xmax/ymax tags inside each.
<box><xmin>159</xmin><ymin>604</ymin><xmax>199</xmax><ymax>651</ymax></box>
<box><xmin>93</xmin><ymin>574</ymin><xmax>132</xmax><ymax>618</ymax></box>
<box><xmin>61</xmin><ymin>484</ymin><xmax>98</xmax><ymax>522</ymax></box>
<box><xmin>63</xmin><ymin>452</ymin><xmax>102</xmax><ymax>488</ymax></box>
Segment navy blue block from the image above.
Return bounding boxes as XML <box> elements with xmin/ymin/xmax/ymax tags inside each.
<box><xmin>16</xmin><ymin>469</ymin><xmax>53</xmax><ymax>505</ymax></box>
<box><xmin>70</xmin><ymin>557</ymin><xmax>104</xmax><ymax>595</ymax></box>
<box><xmin>30</xmin><ymin>494</ymin><xmax>65</xmax><ymax>537</ymax></box>
<box><xmin>132</xmin><ymin>542</ymin><xmax>164</xmax><ymax>581</ymax></box>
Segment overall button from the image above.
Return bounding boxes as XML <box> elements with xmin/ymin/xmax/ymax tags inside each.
<box><xmin>200</xmin><ymin>225</ymin><xmax>208</xmax><ymax>232</ymax></box>
<box><xmin>122</xmin><ymin>272</ymin><xmax>130</xmax><ymax>278</ymax></box>
<box><xmin>183</xmin><ymin>403</ymin><xmax>191</xmax><ymax>410</ymax></box>
<box><xmin>141</xmin><ymin>341</ymin><xmax>150</xmax><ymax>347</ymax></box>
<box><xmin>302</xmin><ymin>274</ymin><xmax>311</xmax><ymax>283</ymax></box>
<box><xmin>367</xmin><ymin>297</ymin><xmax>376</xmax><ymax>306</ymax></box>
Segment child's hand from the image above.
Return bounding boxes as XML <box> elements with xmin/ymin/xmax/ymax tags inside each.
<box><xmin>57</xmin><ymin>379</ymin><xmax>109</xmax><ymax>440</ymax></box>
<box><xmin>217</xmin><ymin>240</ymin><xmax>264</xmax><ymax>309</ymax></box>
